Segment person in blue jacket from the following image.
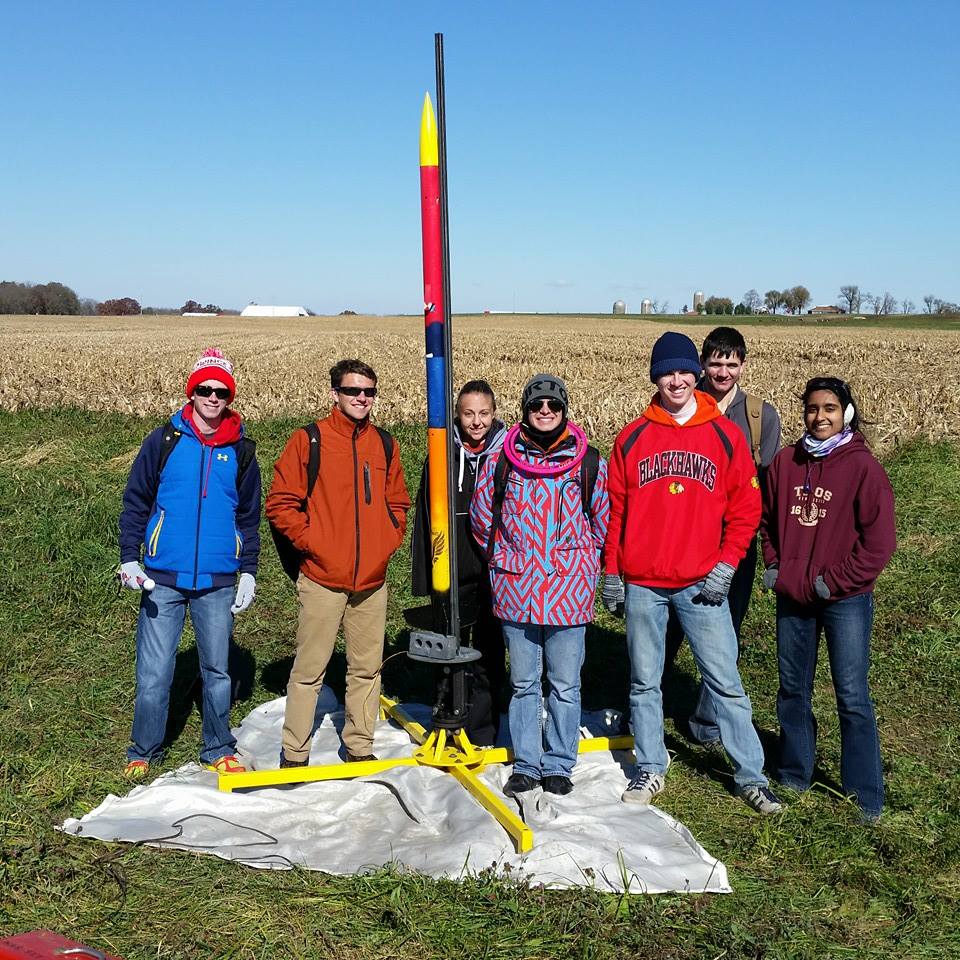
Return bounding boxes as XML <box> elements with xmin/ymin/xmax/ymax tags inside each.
<box><xmin>118</xmin><ymin>348</ymin><xmax>261</xmax><ymax>779</ymax></box>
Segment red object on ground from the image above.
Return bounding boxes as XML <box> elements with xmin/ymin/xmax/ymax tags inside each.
<box><xmin>0</xmin><ymin>930</ymin><xmax>123</xmax><ymax>960</ymax></box>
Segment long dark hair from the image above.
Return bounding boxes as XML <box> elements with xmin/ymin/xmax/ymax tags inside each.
<box><xmin>802</xmin><ymin>376</ymin><xmax>860</xmax><ymax>433</ymax></box>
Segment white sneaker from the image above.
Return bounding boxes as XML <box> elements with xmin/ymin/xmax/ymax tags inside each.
<box><xmin>737</xmin><ymin>783</ymin><xmax>784</xmax><ymax>815</ymax></box>
<box><xmin>621</xmin><ymin>770</ymin><xmax>666</xmax><ymax>805</ymax></box>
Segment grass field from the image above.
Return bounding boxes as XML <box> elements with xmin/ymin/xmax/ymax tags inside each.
<box><xmin>1</xmin><ymin>399</ymin><xmax>959</xmax><ymax>958</ymax></box>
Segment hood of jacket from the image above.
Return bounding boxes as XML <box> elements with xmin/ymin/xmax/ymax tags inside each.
<box><xmin>174</xmin><ymin>405</ymin><xmax>244</xmax><ymax>446</ymax></box>
<box><xmin>642</xmin><ymin>389</ymin><xmax>722</xmax><ymax>428</ymax></box>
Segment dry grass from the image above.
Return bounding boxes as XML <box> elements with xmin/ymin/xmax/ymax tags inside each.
<box><xmin>1</xmin><ymin>313</ymin><xmax>955</xmax><ymax>450</ymax></box>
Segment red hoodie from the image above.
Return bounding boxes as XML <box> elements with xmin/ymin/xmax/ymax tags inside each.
<box><xmin>605</xmin><ymin>391</ymin><xmax>760</xmax><ymax>588</ymax></box>
<box><xmin>760</xmin><ymin>433</ymin><xmax>896</xmax><ymax>604</ymax></box>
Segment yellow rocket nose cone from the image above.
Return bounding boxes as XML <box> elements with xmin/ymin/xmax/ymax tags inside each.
<box><xmin>420</xmin><ymin>92</ymin><xmax>438</xmax><ymax>167</ymax></box>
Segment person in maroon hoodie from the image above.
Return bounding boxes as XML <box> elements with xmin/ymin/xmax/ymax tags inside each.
<box><xmin>761</xmin><ymin>377</ymin><xmax>896</xmax><ymax>820</ymax></box>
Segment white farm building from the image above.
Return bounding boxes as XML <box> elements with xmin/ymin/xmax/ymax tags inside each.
<box><xmin>240</xmin><ymin>304</ymin><xmax>309</xmax><ymax>318</ymax></box>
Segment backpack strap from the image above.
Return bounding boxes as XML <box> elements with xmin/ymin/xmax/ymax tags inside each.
<box><xmin>374</xmin><ymin>426</ymin><xmax>395</xmax><ymax>472</ymax></box>
<box><xmin>744</xmin><ymin>393</ymin><xmax>764</xmax><ymax>467</ymax></box>
<box><xmin>234</xmin><ymin>436</ymin><xmax>256</xmax><ymax>488</ymax></box>
<box><xmin>710</xmin><ymin>420</ymin><xmax>734</xmax><ymax>462</ymax></box>
<box><xmin>302</xmin><ymin>422</ymin><xmax>322</xmax><ymax>500</ymax></box>
<box><xmin>580</xmin><ymin>445</ymin><xmax>600</xmax><ymax>520</ymax></box>
<box><xmin>156</xmin><ymin>421</ymin><xmax>182</xmax><ymax>477</ymax></box>
<box><xmin>485</xmin><ymin>454</ymin><xmax>513</xmax><ymax>560</ymax></box>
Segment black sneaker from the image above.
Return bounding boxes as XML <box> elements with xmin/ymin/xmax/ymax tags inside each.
<box><xmin>279</xmin><ymin>750</ymin><xmax>308</xmax><ymax>768</ymax></box>
<box><xmin>345</xmin><ymin>751</ymin><xmax>379</xmax><ymax>763</ymax></box>
<box><xmin>503</xmin><ymin>773</ymin><xmax>540</xmax><ymax>797</ymax></box>
<box><xmin>542</xmin><ymin>775</ymin><xmax>573</xmax><ymax>796</ymax></box>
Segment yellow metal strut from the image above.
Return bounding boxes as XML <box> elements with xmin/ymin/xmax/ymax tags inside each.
<box><xmin>217</xmin><ymin>693</ymin><xmax>633</xmax><ymax>853</ymax></box>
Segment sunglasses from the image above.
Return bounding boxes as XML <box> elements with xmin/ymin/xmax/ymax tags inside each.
<box><xmin>336</xmin><ymin>386</ymin><xmax>378</xmax><ymax>398</ymax></box>
<box><xmin>194</xmin><ymin>385</ymin><xmax>231</xmax><ymax>400</ymax></box>
<box><xmin>526</xmin><ymin>398</ymin><xmax>565</xmax><ymax>414</ymax></box>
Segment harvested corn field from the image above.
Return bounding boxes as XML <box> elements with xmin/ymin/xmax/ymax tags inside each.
<box><xmin>0</xmin><ymin>314</ymin><xmax>954</xmax><ymax>450</ymax></box>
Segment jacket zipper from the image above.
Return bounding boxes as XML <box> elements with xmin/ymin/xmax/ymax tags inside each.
<box><xmin>193</xmin><ymin>446</ymin><xmax>206</xmax><ymax>589</ymax></box>
<box><xmin>352</xmin><ymin>427</ymin><xmax>361</xmax><ymax>589</ymax></box>
<box><xmin>363</xmin><ymin>462</ymin><xmax>372</xmax><ymax>505</ymax></box>
<box><xmin>148</xmin><ymin>509</ymin><xmax>166</xmax><ymax>557</ymax></box>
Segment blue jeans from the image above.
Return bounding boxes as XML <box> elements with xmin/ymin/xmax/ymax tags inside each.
<box><xmin>776</xmin><ymin>592</ymin><xmax>883</xmax><ymax>816</ymax></box>
<box><xmin>625</xmin><ymin>582</ymin><xmax>768</xmax><ymax>788</ymax></box>
<box><xmin>502</xmin><ymin>622</ymin><xmax>585</xmax><ymax>779</ymax></box>
<box><xmin>128</xmin><ymin>583</ymin><xmax>237</xmax><ymax>765</ymax></box>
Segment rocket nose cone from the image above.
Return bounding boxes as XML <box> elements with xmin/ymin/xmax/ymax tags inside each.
<box><xmin>420</xmin><ymin>92</ymin><xmax>438</xmax><ymax>167</ymax></box>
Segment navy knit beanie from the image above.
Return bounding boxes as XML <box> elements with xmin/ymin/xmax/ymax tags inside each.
<box><xmin>649</xmin><ymin>332</ymin><xmax>701</xmax><ymax>382</ymax></box>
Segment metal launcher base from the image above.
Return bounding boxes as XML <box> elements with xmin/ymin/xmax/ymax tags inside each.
<box><xmin>217</xmin><ymin>630</ymin><xmax>634</xmax><ymax>853</ymax></box>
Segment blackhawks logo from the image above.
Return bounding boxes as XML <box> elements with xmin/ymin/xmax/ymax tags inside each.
<box><xmin>668</xmin><ymin>481</ymin><xmax>685</xmax><ymax>495</ymax></box>
<box><xmin>751</xmin><ymin>476</ymin><xmax>760</xmax><ymax>489</ymax></box>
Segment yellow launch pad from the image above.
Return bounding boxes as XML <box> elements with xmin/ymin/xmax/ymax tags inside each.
<box><xmin>218</xmin><ymin>695</ymin><xmax>634</xmax><ymax>854</ymax></box>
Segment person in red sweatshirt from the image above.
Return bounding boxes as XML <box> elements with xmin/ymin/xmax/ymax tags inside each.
<box><xmin>761</xmin><ymin>377</ymin><xmax>895</xmax><ymax>820</ymax></box>
<box><xmin>603</xmin><ymin>332</ymin><xmax>781</xmax><ymax>814</ymax></box>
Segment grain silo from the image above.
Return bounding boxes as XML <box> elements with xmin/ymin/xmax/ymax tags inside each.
<box><xmin>693</xmin><ymin>291</ymin><xmax>705</xmax><ymax>311</ymax></box>
<box><xmin>641</xmin><ymin>299</ymin><xmax>653</xmax><ymax>314</ymax></box>
<box><xmin>612</xmin><ymin>300</ymin><xmax>626</xmax><ymax>315</ymax></box>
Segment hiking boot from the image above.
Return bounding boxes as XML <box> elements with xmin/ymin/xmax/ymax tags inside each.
<box><xmin>542</xmin><ymin>775</ymin><xmax>573</xmax><ymax>796</ymax></box>
<box><xmin>345</xmin><ymin>751</ymin><xmax>378</xmax><ymax>763</ymax></box>
<box><xmin>621</xmin><ymin>770</ymin><xmax>666</xmax><ymax>805</ymax></box>
<box><xmin>206</xmin><ymin>754</ymin><xmax>247</xmax><ymax>774</ymax></box>
<box><xmin>503</xmin><ymin>773</ymin><xmax>540</xmax><ymax>797</ymax></box>
<box><xmin>279</xmin><ymin>751</ymin><xmax>308</xmax><ymax>768</ymax></box>
<box><xmin>123</xmin><ymin>759</ymin><xmax>149</xmax><ymax>781</ymax></box>
<box><xmin>737</xmin><ymin>784</ymin><xmax>783</xmax><ymax>815</ymax></box>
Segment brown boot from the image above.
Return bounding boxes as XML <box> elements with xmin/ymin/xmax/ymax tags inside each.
<box><xmin>345</xmin><ymin>751</ymin><xmax>378</xmax><ymax>763</ymax></box>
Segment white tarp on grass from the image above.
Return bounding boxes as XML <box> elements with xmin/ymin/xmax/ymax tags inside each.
<box><xmin>60</xmin><ymin>695</ymin><xmax>730</xmax><ymax>894</ymax></box>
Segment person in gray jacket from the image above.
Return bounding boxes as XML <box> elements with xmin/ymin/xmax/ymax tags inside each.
<box><xmin>663</xmin><ymin>326</ymin><xmax>782</xmax><ymax>747</ymax></box>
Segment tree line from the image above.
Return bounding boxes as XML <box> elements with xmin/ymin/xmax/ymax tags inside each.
<box><xmin>694</xmin><ymin>286</ymin><xmax>958</xmax><ymax>317</ymax></box>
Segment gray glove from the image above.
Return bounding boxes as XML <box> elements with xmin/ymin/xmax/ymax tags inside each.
<box><xmin>119</xmin><ymin>561</ymin><xmax>154</xmax><ymax>592</ymax></box>
<box><xmin>693</xmin><ymin>562</ymin><xmax>736</xmax><ymax>606</ymax></box>
<box><xmin>231</xmin><ymin>573</ymin><xmax>256</xmax><ymax>614</ymax></box>
<box><xmin>601</xmin><ymin>574</ymin><xmax>625</xmax><ymax>617</ymax></box>
<box><xmin>762</xmin><ymin>565</ymin><xmax>779</xmax><ymax>590</ymax></box>
<box><xmin>814</xmin><ymin>575</ymin><xmax>830</xmax><ymax>600</ymax></box>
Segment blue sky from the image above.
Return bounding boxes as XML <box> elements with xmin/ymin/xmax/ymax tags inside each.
<box><xmin>1</xmin><ymin>1</ymin><xmax>956</xmax><ymax>314</ymax></box>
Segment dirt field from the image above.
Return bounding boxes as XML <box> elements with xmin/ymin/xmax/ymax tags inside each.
<box><xmin>1</xmin><ymin>313</ymin><xmax>954</xmax><ymax>449</ymax></box>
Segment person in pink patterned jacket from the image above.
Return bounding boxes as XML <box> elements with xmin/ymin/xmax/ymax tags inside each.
<box><xmin>471</xmin><ymin>374</ymin><xmax>609</xmax><ymax>799</ymax></box>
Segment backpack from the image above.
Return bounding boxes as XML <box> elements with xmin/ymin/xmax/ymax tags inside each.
<box><xmin>485</xmin><ymin>445</ymin><xmax>600</xmax><ymax>560</ymax></box>
<box><xmin>157</xmin><ymin>421</ymin><xmax>256</xmax><ymax>486</ymax></box>
<box><xmin>744</xmin><ymin>393</ymin><xmax>764</xmax><ymax>468</ymax></box>
<box><xmin>270</xmin><ymin>421</ymin><xmax>395</xmax><ymax>582</ymax></box>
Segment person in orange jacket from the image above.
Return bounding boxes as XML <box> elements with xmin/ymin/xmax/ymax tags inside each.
<box><xmin>266</xmin><ymin>359</ymin><xmax>411</xmax><ymax>765</ymax></box>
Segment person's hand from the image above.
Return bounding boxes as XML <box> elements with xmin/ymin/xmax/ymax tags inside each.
<box><xmin>814</xmin><ymin>575</ymin><xmax>830</xmax><ymax>600</ymax></box>
<box><xmin>119</xmin><ymin>561</ymin><xmax>154</xmax><ymax>591</ymax></box>
<box><xmin>231</xmin><ymin>573</ymin><xmax>256</xmax><ymax>614</ymax></box>
<box><xmin>693</xmin><ymin>562</ymin><xmax>736</xmax><ymax>606</ymax></box>
<box><xmin>601</xmin><ymin>574</ymin><xmax>625</xmax><ymax>617</ymax></box>
<box><xmin>762</xmin><ymin>565</ymin><xmax>779</xmax><ymax>590</ymax></box>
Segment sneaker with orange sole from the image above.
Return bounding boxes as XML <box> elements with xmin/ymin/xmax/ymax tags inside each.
<box><xmin>123</xmin><ymin>759</ymin><xmax>150</xmax><ymax>781</ymax></box>
<box><xmin>206</xmin><ymin>754</ymin><xmax>247</xmax><ymax>774</ymax></box>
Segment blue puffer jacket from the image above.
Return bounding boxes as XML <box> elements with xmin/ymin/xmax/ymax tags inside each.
<box><xmin>119</xmin><ymin>407</ymin><xmax>261</xmax><ymax>590</ymax></box>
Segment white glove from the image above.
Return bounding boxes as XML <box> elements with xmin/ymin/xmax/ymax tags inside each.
<box><xmin>231</xmin><ymin>573</ymin><xmax>256</xmax><ymax>614</ymax></box>
<box><xmin>119</xmin><ymin>561</ymin><xmax>155</xmax><ymax>592</ymax></box>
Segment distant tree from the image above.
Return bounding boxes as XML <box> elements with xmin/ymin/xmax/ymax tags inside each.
<box><xmin>0</xmin><ymin>279</ymin><xmax>82</xmax><ymax>314</ymax></box>
<box><xmin>863</xmin><ymin>291</ymin><xmax>897</xmax><ymax>316</ymax></box>
<box><xmin>838</xmin><ymin>285</ymin><xmax>861</xmax><ymax>313</ymax></box>
<box><xmin>782</xmin><ymin>285</ymin><xmax>811</xmax><ymax>314</ymax></box>
<box><xmin>703</xmin><ymin>296</ymin><xmax>733</xmax><ymax>315</ymax></box>
<box><xmin>764</xmin><ymin>289</ymin><xmax>782</xmax><ymax>314</ymax></box>
<box><xmin>682</xmin><ymin>304</ymin><xmax>689</xmax><ymax>314</ymax></box>
<box><xmin>650</xmin><ymin>298</ymin><xmax>670</xmax><ymax>314</ymax></box>
<box><xmin>742</xmin><ymin>289</ymin><xmax>762</xmax><ymax>313</ymax></box>
<box><xmin>97</xmin><ymin>297</ymin><xmax>141</xmax><ymax>316</ymax></box>
<box><xmin>901</xmin><ymin>298</ymin><xmax>916</xmax><ymax>314</ymax></box>
<box><xmin>339</xmin><ymin>309</ymin><xmax>357</xmax><ymax>315</ymax></box>
<box><xmin>923</xmin><ymin>294</ymin><xmax>940</xmax><ymax>314</ymax></box>
<box><xmin>938</xmin><ymin>301</ymin><xmax>960</xmax><ymax>316</ymax></box>
<box><xmin>734</xmin><ymin>302</ymin><xmax>747</xmax><ymax>315</ymax></box>
<box><xmin>78</xmin><ymin>297</ymin><xmax>98</xmax><ymax>315</ymax></box>
<box><xmin>181</xmin><ymin>300</ymin><xmax>201</xmax><ymax>314</ymax></box>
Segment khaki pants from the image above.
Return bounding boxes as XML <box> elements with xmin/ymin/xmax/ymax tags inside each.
<box><xmin>282</xmin><ymin>576</ymin><xmax>388</xmax><ymax>760</ymax></box>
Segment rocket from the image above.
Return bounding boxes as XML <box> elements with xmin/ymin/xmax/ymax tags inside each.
<box><xmin>419</xmin><ymin>92</ymin><xmax>452</xmax><ymax>598</ymax></box>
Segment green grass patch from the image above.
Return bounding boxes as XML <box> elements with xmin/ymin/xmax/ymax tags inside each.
<box><xmin>1</xmin><ymin>410</ymin><xmax>958</xmax><ymax>958</ymax></box>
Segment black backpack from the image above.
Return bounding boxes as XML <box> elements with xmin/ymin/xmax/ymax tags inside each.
<box><xmin>485</xmin><ymin>445</ymin><xmax>600</xmax><ymax>560</ymax></box>
<box><xmin>270</xmin><ymin>422</ymin><xmax>395</xmax><ymax>582</ymax></box>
